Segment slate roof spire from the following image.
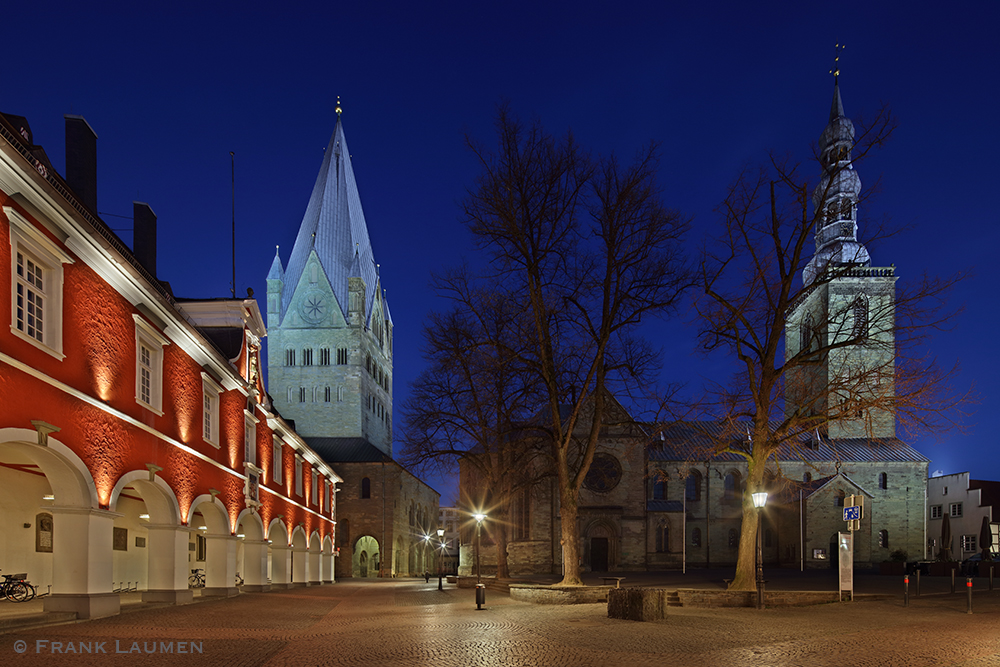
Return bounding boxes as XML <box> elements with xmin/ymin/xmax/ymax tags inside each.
<box><xmin>280</xmin><ymin>112</ymin><xmax>383</xmax><ymax>323</ymax></box>
<box><xmin>802</xmin><ymin>62</ymin><xmax>871</xmax><ymax>286</ymax></box>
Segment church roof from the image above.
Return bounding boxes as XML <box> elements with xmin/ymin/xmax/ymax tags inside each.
<box><xmin>646</xmin><ymin>422</ymin><xmax>929</xmax><ymax>464</ymax></box>
<box><xmin>303</xmin><ymin>436</ymin><xmax>392</xmax><ymax>463</ymax></box>
<box><xmin>281</xmin><ymin>117</ymin><xmax>384</xmax><ymax>324</ymax></box>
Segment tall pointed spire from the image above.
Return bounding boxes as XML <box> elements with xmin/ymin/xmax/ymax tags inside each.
<box><xmin>802</xmin><ymin>71</ymin><xmax>870</xmax><ymax>286</ymax></box>
<box><xmin>280</xmin><ymin>113</ymin><xmax>382</xmax><ymax>323</ymax></box>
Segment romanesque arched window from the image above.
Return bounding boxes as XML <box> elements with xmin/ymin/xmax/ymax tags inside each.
<box><xmin>285</xmin><ymin>348</ymin><xmax>296</xmax><ymax>366</ymax></box>
<box><xmin>723</xmin><ymin>471</ymin><xmax>741</xmax><ymax>502</ymax></box>
<box><xmin>879</xmin><ymin>472</ymin><xmax>888</xmax><ymax>490</ymax></box>
<box><xmin>686</xmin><ymin>471</ymin><xmax>702</xmax><ymax>502</ymax></box>
<box><xmin>655</xmin><ymin>523</ymin><xmax>669</xmax><ymax>553</ymax></box>
<box><xmin>361</xmin><ymin>477</ymin><xmax>371</xmax><ymax>499</ymax></box>
<box><xmin>652</xmin><ymin>477</ymin><xmax>666</xmax><ymax>500</ymax></box>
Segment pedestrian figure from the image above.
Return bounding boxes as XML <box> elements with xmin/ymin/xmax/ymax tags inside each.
<box><xmin>424</xmin><ymin>571</ymin><xmax>430</xmax><ymax>583</ymax></box>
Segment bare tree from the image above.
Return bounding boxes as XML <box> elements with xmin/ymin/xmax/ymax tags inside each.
<box><xmin>462</xmin><ymin>105</ymin><xmax>690</xmax><ymax>585</ymax></box>
<box><xmin>400</xmin><ymin>269</ymin><xmax>549</xmax><ymax>578</ymax></box>
<box><xmin>694</xmin><ymin>98</ymin><xmax>967</xmax><ymax>590</ymax></box>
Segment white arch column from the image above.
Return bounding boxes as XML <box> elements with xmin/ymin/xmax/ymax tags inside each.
<box><xmin>43</xmin><ymin>506</ymin><xmax>122</xmax><ymax>619</ymax></box>
<box><xmin>202</xmin><ymin>534</ymin><xmax>240</xmax><ymax>598</ymax></box>
<box><xmin>270</xmin><ymin>545</ymin><xmax>293</xmax><ymax>589</ymax></box>
<box><xmin>141</xmin><ymin>524</ymin><xmax>194</xmax><ymax>604</ymax></box>
<box><xmin>322</xmin><ymin>546</ymin><xmax>335</xmax><ymax>583</ymax></box>
<box><xmin>308</xmin><ymin>548</ymin><xmax>321</xmax><ymax>585</ymax></box>
<box><xmin>292</xmin><ymin>547</ymin><xmax>310</xmax><ymax>586</ymax></box>
<box><xmin>242</xmin><ymin>540</ymin><xmax>271</xmax><ymax>592</ymax></box>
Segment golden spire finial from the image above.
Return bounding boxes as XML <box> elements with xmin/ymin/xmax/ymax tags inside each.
<box><xmin>335</xmin><ymin>96</ymin><xmax>343</xmax><ymax>117</ymax></box>
<box><xmin>829</xmin><ymin>43</ymin><xmax>845</xmax><ymax>81</ymax></box>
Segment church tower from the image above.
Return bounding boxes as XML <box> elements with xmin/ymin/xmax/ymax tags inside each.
<box><xmin>266</xmin><ymin>109</ymin><xmax>394</xmax><ymax>455</ymax></box>
<box><xmin>785</xmin><ymin>76</ymin><xmax>896</xmax><ymax>439</ymax></box>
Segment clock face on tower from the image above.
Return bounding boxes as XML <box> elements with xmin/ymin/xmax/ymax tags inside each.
<box><xmin>299</xmin><ymin>290</ymin><xmax>327</xmax><ymax>325</ymax></box>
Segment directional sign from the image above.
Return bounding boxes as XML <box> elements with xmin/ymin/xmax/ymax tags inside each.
<box><xmin>843</xmin><ymin>506</ymin><xmax>861</xmax><ymax>521</ymax></box>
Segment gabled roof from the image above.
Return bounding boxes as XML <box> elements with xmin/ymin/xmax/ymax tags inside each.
<box><xmin>303</xmin><ymin>437</ymin><xmax>392</xmax><ymax>463</ymax></box>
<box><xmin>769</xmin><ymin>472</ymin><xmax>872</xmax><ymax>505</ymax></box>
<box><xmin>281</xmin><ymin>118</ymin><xmax>383</xmax><ymax>325</ymax></box>
<box><xmin>646</xmin><ymin>421</ymin><xmax>929</xmax><ymax>464</ymax></box>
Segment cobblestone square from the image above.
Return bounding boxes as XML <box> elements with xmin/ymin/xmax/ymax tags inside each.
<box><xmin>2</xmin><ymin>578</ymin><xmax>999</xmax><ymax>666</ymax></box>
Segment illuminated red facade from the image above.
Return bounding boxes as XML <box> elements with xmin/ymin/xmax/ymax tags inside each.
<box><xmin>0</xmin><ymin>112</ymin><xmax>340</xmax><ymax>619</ymax></box>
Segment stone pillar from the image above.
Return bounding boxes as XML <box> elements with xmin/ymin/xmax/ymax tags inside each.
<box><xmin>270</xmin><ymin>545</ymin><xmax>293</xmax><ymax>589</ymax></box>
<box><xmin>308</xmin><ymin>549</ymin><xmax>322</xmax><ymax>585</ymax></box>
<box><xmin>292</xmin><ymin>547</ymin><xmax>310</xmax><ymax>586</ymax></box>
<box><xmin>43</xmin><ymin>506</ymin><xmax>122</xmax><ymax>619</ymax></box>
<box><xmin>142</xmin><ymin>524</ymin><xmax>194</xmax><ymax>604</ymax></box>
<box><xmin>202</xmin><ymin>534</ymin><xmax>239</xmax><ymax>597</ymax></box>
<box><xmin>322</xmin><ymin>551</ymin><xmax>335</xmax><ymax>583</ymax></box>
<box><xmin>242</xmin><ymin>540</ymin><xmax>271</xmax><ymax>592</ymax></box>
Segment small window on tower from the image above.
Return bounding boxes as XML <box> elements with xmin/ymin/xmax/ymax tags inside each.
<box><xmin>324</xmin><ymin>386</ymin><xmax>331</xmax><ymax>403</ymax></box>
<box><xmin>299</xmin><ymin>387</ymin><xmax>306</xmax><ymax>403</ymax></box>
<box><xmin>852</xmin><ymin>296</ymin><xmax>869</xmax><ymax>340</ymax></box>
<box><xmin>285</xmin><ymin>348</ymin><xmax>296</xmax><ymax>366</ymax></box>
<box><xmin>303</xmin><ymin>348</ymin><xmax>313</xmax><ymax>366</ymax></box>
<box><xmin>320</xmin><ymin>348</ymin><xmax>330</xmax><ymax>365</ymax></box>
<box><xmin>337</xmin><ymin>348</ymin><xmax>348</xmax><ymax>365</ymax></box>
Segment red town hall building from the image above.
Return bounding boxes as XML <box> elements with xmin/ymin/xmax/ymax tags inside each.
<box><xmin>0</xmin><ymin>112</ymin><xmax>341</xmax><ymax>619</ymax></box>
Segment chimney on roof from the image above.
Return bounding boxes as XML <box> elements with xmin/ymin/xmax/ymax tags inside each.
<box><xmin>64</xmin><ymin>115</ymin><xmax>98</xmax><ymax>213</ymax></box>
<box><xmin>133</xmin><ymin>201</ymin><xmax>157</xmax><ymax>278</ymax></box>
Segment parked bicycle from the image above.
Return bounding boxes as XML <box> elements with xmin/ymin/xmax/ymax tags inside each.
<box><xmin>188</xmin><ymin>568</ymin><xmax>206</xmax><ymax>588</ymax></box>
<box><xmin>1</xmin><ymin>571</ymin><xmax>34</xmax><ymax>602</ymax></box>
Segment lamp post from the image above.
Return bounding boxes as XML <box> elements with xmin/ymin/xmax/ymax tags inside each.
<box><xmin>437</xmin><ymin>528</ymin><xmax>445</xmax><ymax>591</ymax></box>
<box><xmin>473</xmin><ymin>513</ymin><xmax>487</xmax><ymax>585</ymax></box>
<box><xmin>752</xmin><ymin>491</ymin><xmax>768</xmax><ymax>610</ymax></box>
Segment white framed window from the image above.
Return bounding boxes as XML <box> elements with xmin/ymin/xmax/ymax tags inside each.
<box><xmin>201</xmin><ymin>372</ymin><xmax>223</xmax><ymax>447</ymax></box>
<box><xmin>930</xmin><ymin>505</ymin><xmax>943</xmax><ymax>519</ymax></box>
<box><xmin>244</xmin><ymin>410</ymin><xmax>259</xmax><ymax>466</ymax></box>
<box><xmin>272</xmin><ymin>440</ymin><xmax>283</xmax><ymax>484</ymax></box>
<box><xmin>6</xmin><ymin>206</ymin><xmax>73</xmax><ymax>358</ymax></box>
<box><xmin>295</xmin><ymin>455</ymin><xmax>303</xmax><ymax>497</ymax></box>
<box><xmin>950</xmin><ymin>503</ymin><xmax>963</xmax><ymax>518</ymax></box>
<box><xmin>134</xmin><ymin>314</ymin><xmax>169</xmax><ymax>414</ymax></box>
<box><xmin>962</xmin><ymin>535</ymin><xmax>977</xmax><ymax>552</ymax></box>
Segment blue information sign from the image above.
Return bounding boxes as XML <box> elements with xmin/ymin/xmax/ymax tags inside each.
<box><xmin>843</xmin><ymin>506</ymin><xmax>861</xmax><ymax>521</ymax></box>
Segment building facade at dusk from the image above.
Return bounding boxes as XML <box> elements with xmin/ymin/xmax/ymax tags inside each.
<box><xmin>265</xmin><ymin>110</ymin><xmax>438</xmax><ymax>579</ymax></box>
<box><xmin>458</xmin><ymin>81</ymin><xmax>929</xmax><ymax>576</ymax></box>
<box><xmin>0</xmin><ymin>112</ymin><xmax>341</xmax><ymax>619</ymax></box>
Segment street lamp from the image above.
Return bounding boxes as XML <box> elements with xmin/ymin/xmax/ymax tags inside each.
<box><xmin>752</xmin><ymin>491</ymin><xmax>768</xmax><ymax>610</ymax></box>
<box><xmin>437</xmin><ymin>528</ymin><xmax>445</xmax><ymax>591</ymax></box>
<box><xmin>473</xmin><ymin>513</ymin><xmax>487</xmax><ymax>585</ymax></box>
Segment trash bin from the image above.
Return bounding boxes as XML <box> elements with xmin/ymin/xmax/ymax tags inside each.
<box><xmin>476</xmin><ymin>583</ymin><xmax>486</xmax><ymax>609</ymax></box>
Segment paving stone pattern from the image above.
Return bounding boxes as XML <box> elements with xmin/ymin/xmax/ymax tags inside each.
<box><xmin>1</xmin><ymin>579</ymin><xmax>999</xmax><ymax>666</ymax></box>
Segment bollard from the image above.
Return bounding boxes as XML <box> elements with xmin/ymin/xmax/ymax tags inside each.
<box><xmin>915</xmin><ymin>569</ymin><xmax>921</xmax><ymax>597</ymax></box>
<box><xmin>966</xmin><ymin>577</ymin><xmax>973</xmax><ymax>614</ymax></box>
<box><xmin>475</xmin><ymin>583</ymin><xmax>486</xmax><ymax>610</ymax></box>
<box><xmin>951</xmin><ymin>569</ymin><xmax>956</xmax><ymax>594</ymax></box>
<box><xmin>990</xmin><ymin>565</ymin><xmax>994</xmax><ymax>592</ymax></box>
<box><xmin>903</xmin><ymin>575</ymin><xmax>909</xmax><ymax>607</ymax></box>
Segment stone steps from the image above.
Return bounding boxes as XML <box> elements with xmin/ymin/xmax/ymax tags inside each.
<box><xmin>0</xmin><ymin>610</ymin><xmax>79</xmax><ymax>634</ymax></box>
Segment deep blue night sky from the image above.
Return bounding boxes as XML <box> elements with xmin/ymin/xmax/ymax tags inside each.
<box><xmin>5</xmin><ymin>2</ymin><xmax>997</xmax><ymax>502</ymax></box>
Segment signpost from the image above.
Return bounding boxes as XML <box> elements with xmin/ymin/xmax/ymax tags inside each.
<box><xmin>839</xmin><ymin>495</ymin><xmax>864</xmax><ymax>601</ymax></box>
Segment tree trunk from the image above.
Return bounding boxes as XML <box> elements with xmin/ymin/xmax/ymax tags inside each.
<box><xmin>730</xmin><ymin>501</ymin><xmax>759</xmax><ymax>590</ymax></box>
<box><xmin>729</xmin><ymin>462</ymin><xmax>765</xmax><ymax>591</ymax></box>
<box><xmin>557</xmin><ymin>483</ymin><xmax>583</xmax><ymax>586</ymax></box>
